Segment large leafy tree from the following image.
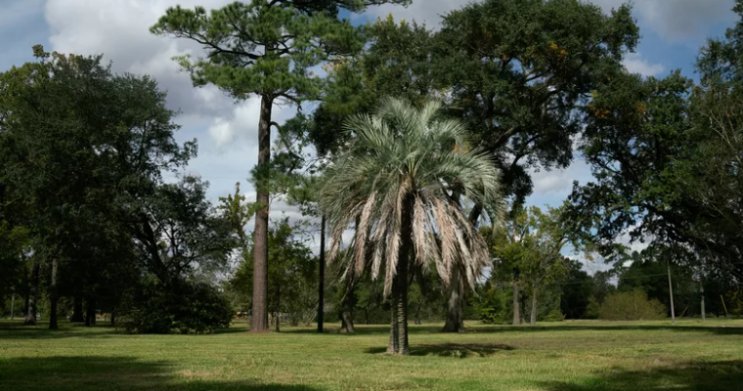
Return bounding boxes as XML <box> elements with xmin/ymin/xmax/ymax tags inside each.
<box><xmin>0</xmin><ymin>46</ymin><xmax>219</xmax><ymax>330</ymax></box>
<box><xmin>320</xmin><ymin>98</ymin><xmax>501</xmax><ymax>354</ymax></box>
<box><xmin>420</xmin><ymin>0</ymin><xmax>638</xmax><ymax>332</ymax></box>
<box><xmin>150</xmin><ymin>0</ymin><xmax>409</xmax><ymax>332</ymax></box>
<box><xmin>435</xmin><ymin>0</ymin><xmax>639</xmax><ymax>209</ymax></box>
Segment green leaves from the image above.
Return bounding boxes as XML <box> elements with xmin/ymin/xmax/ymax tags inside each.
<box><xmin>320</xmin><ymin>97</ymin><xmax>502</xmax><ymax>296</ymax></box>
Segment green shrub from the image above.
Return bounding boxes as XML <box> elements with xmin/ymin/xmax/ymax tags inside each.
<box><xmin>584</xmin><ymin>296</ymin><xmax>601</xmax><ymax>319</ymax></box>
<box><xmin>474</xmin><ymin>286</ymin><xmax>509</xmax><ymax>324</ymax></box>
<box><xmin>120</xmin><ymin>281</ymin><xmax>233</xmax><ymax>334</ymax></box>
<box><xmin>599</xmin><ymin>290</ymin><xmax>667</xmax><ymax>321</ymax></box>
<box><xmin>544</xmin><ymin>308</ymin><xmax>565</xmax><ymax>322</ymax></box>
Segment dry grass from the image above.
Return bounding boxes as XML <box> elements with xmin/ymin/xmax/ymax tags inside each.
<box><xmin>1</xmin><ymin>319</ymin><xmax>743</xmax><ymax>390</ymax></box>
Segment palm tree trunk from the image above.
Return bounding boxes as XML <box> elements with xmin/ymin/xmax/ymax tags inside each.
<box><xmin>251</xmin><ymin>94</ymin><xmax>273</xmax><ymax>333</ymax></box>
<box><xmin>24</xmin><ymin>262</ymin><xmax>40</xmax><ymax>326</ymax></box>
<box><xmin>442</xmin><ymin>267</ymin><xmax>463</xmax><ymax>332</ymax></box>
<box><xmin>49</xmin><ymin>255</ymin><xmax>59</xmax><ymax>330</ymax></box>
<box><xmin>530</xmin><ymin>281</ymin><xmax>538</xmax><ymax>326</ymax></box>
<box><xmin>512</xmin><ymin>271</ymin><xmax>520</xmax><ymax>326</ymax></box>
<box><xmin>387</xmin><ymin>195</ymin><xmax>413</xmax><ymax>355</ymax></box>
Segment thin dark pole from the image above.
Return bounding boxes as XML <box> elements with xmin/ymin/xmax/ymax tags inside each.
<box><xmin>668</xmin><ymin>262</ymin><xmax>676</xmax><ymax>325</ymax></box>
<box><xmin>317</xmin><ymin>215</ymin><xmax>326</xmax><ymax>333</ymax></box>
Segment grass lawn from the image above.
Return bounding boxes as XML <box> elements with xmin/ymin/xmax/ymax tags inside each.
<box><xmin>1</xmin><ymin>319</ymin><xmax>743</xmax><ymax>391</ymax></box>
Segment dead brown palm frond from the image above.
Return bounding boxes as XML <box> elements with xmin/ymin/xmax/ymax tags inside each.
<box><xmin>319</xmin><ymin>96</ymin><xmax>503</xmax><ymax>297</ymax></box>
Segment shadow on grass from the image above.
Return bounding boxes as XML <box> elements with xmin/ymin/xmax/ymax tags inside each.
<box><xmin>285</xmin><ymin>323</ymin><xmax>743</xmax><ymax>337</ymax></box>
<box><xmin>0</xmin><ymin>355</ymin><xmax>321</xmax><ymax>391</ymax></box>
<box><xmin>544</xmin><ymin>360</ymin><xmax>743</xmax><ymax>391</ymax></box>
<box><xmin>365</xmin><ymin>343</ymin><xmax>515</xmax><ymax>358</ymax></box>
<box><xmin>0</xmin><ymin>321</ymin><xmax>122</xmax><ymax>340</ymax></box>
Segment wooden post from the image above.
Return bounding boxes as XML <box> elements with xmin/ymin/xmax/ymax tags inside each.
<box><xmin>667</xmin><ymin>263</ymin><xmax>676</xmax><ymax>325</ymax></box>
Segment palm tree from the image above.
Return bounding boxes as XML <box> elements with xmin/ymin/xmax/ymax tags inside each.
<box><xmin>319</xmin><ymin>97</ymin><xmax>502</xmax><ymax>355</ymax></box>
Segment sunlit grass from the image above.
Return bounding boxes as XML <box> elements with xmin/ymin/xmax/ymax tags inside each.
<box><xmin>1</xmin><ymin>318</ymin><xmax>743</xmax><ymax>390</ymax></box>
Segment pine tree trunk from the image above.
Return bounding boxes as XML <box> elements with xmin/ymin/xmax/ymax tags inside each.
<box><xmin>49</xmin><ymin>256</ymin><xmax>59</xmax><ymax>330</ymax></box>
<box><xmin>24</xmin><ymin>262</ymin><xmax>39</xmax><ymax>326</ymax></box>
<box><xmin>251</xmin><ymin>94</ymin><xmax>273</xmax><ymax>333</ymax></box>
<box><xmin>530</xmin><ymin>281</ymin><xmax>538</xmax><ymax>326</ymax></box>
<box><xmin>71</xmin><ymin>294</ymin><xmax>84</xmax><ymax>323</ymax></box>
<box><xmin>317</xmin><ymin>215</ymin><xmax>325</xmax><ymax>333</ymax></box>
<box><xmin>442</xmin><ymin>268</ymin><xmax>463</xmax><ymax>332</ymax></box>
<box><xmin>512</xmin><ymin>271</ymin><xmax>520</xmax><ymax>326</ymax></box>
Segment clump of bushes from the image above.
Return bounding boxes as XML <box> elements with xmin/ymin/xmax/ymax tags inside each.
<box><xmin>543</xmin><ymin>308</ymin><xmax>565</xmax><ymax>322</ymax></box>
<box><xmin>120</xmin><ymin>281</ymin><xmax>233</xmax><ymax>334</ymax></box>
<box><xmin>599</xmin><ymin>290</ymin><xmax>667</xmax><ymax>321</ymax></box>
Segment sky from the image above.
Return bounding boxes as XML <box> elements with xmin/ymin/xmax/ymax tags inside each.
<box><xmin>0</xmin><ymin>0</ymin><xmax>739</xmax><ymax>271</ymax></box>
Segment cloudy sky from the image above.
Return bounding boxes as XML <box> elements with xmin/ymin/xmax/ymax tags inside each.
<box><xmin>0</xmin><ymin>0</ymin><xmax>738</xmax><ymax>269</ymax></box>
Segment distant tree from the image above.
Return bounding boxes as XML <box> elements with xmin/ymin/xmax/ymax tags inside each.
<box><xmin>320</xmin><ymin>98</ymin><xmax>501</xmax><ymax>354</ymax></box>
<box><xmin>559</xmin><ymin>259</ymin><xmax>592</xmax><ymax>319</ymax></box>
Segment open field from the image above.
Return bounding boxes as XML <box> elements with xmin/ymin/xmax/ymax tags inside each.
<box><xmin>2</xmin><ymin>319</ymin><xmax>743</xmax><ymax>391</ymax></box>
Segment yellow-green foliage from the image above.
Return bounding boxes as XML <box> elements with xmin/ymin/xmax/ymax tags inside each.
<box><xmin>599</xmin><ymin>290</ymin><xmax>667</xmax><ymax>321</ymax></box>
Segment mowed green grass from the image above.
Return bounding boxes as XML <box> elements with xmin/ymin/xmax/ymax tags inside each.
<box><xmin>2</xmin><ymin>319</ymin><xmax>743</xmax><ymax>391</ymax></box>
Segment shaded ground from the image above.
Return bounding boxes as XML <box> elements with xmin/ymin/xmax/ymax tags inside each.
<box><xmin>1</xmin><ymin>319</ymin><xmax>742</xmax><ymax>391</ymax></box>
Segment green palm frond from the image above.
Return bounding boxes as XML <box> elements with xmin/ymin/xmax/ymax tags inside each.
<box><xmin>320</xmin><ymin>97</ymin><xmax>503</xmax><ymax>296</ymax></box>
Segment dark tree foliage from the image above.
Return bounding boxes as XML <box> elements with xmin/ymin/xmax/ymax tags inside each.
<box><xmin>435</xmin><ymin>0</ymin><xmax>639</xmax><ymax>207</ymax></box>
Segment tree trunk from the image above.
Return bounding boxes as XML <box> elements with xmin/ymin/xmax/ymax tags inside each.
<box><xmin>414</xmin><ymin>302</ymin><xmax>422</xmax><ymax>325</ymax></box>
<box><xmin>519</xmin><ymin>291</ymin><xmax>526</xmax><ymax>325</ymax></box>
<box><xmin>250</xmin><ymin>94</ymin><xmax>273</xmax><ymax>333</ymax></box>
<box><xmin>317</xmin><ymin>215</ymin><xmax>325</xmax><ymax>333</ymax></box>
<box><xmin>71</xmin><ymin>294</ymin><xmax>84</xmax><ymax>323</ymax></box>
<box><xmin>442</xmin><ymin>267</ymin><xmax>463</xmax><ymax>332</ymax></box>
<box><xmin>668</xmin><ymin>263</ymin><xmax>676</xmax><ymax>325</ymax></box>
<box><xmin>512</xmin><ymin>271</ymin><xmax>520</xmax><ymax>326</ymax></box>
<box><xmin>49</xmin><ymin>256</ymin><xmax>59</xmax><ymax>330</ymax></box>
<box><xmin>530</xmin><ymin>281</ymin><xmax>538</xmax><ymax>326</ymax></box>
<box><xmin>24</xmin><ymin>262</ymin><xmax>40</xmax><ymax>326</ymax></box>
<box><xmin>275</xmin><ymin>284</ymin><xmax>280</xmax><ymax>333</ymax></box>
<box><xmin>110</xmin><ymin>311</ymin><xmax>116</xmax><ymax>326</ymax></box>
<box><xmin>340</xmin><ymin>282</ymin><xmax>355</xmax><ymax>334</ymax></box>
<box><xmin>85</xmin><ymin>297</ymin><xmax>96</xmax><ymax>327</ymax></box>
<box><xmin>387</xmin><ymin>195</ymin><xmax>413</xmax><ymax>355</ymax></box>
<box><xmin>700</xmin><ymin>283</ymin><xmax>706</xmax><ymax>323</ymax></box>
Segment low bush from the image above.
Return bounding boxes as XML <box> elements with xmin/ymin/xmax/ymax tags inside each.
<box><xmin>120</xmin><ymin>281</ymin><xmax>233</xmax><ymax>334</ymax></box>
<box><xmin>599</xmin><ymin>290</ymin><xmax>667</xmax><ymax>321</ymax></box>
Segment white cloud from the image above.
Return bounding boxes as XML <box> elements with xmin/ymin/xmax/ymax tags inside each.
<box><xmin>365</xmin><ymin>0</ymin><xmax>737</xmax><ymax>43</ymax></box>
<box><xmin>591</xmin><ymin>0</ymin><xmax>736</xmax><ymax>42</ymax></box>
<box><xmin>529</xmin><ymin>157</ymin><xmax>593</xmax><ymax>198</ymax></box>
<box><xmin>361</xmin><ymin>0</ymin><xmax>468</xmax><ymax>29</ymax></box>
<box><xmin>622</xmin><ymin>52</ymin><xmax>665</xmax><ymax>77</ymax></box>
<box><xmin>43</xmin><ymin>0</ymin><xmax>300</xmax><ymax>206</ymax></box>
